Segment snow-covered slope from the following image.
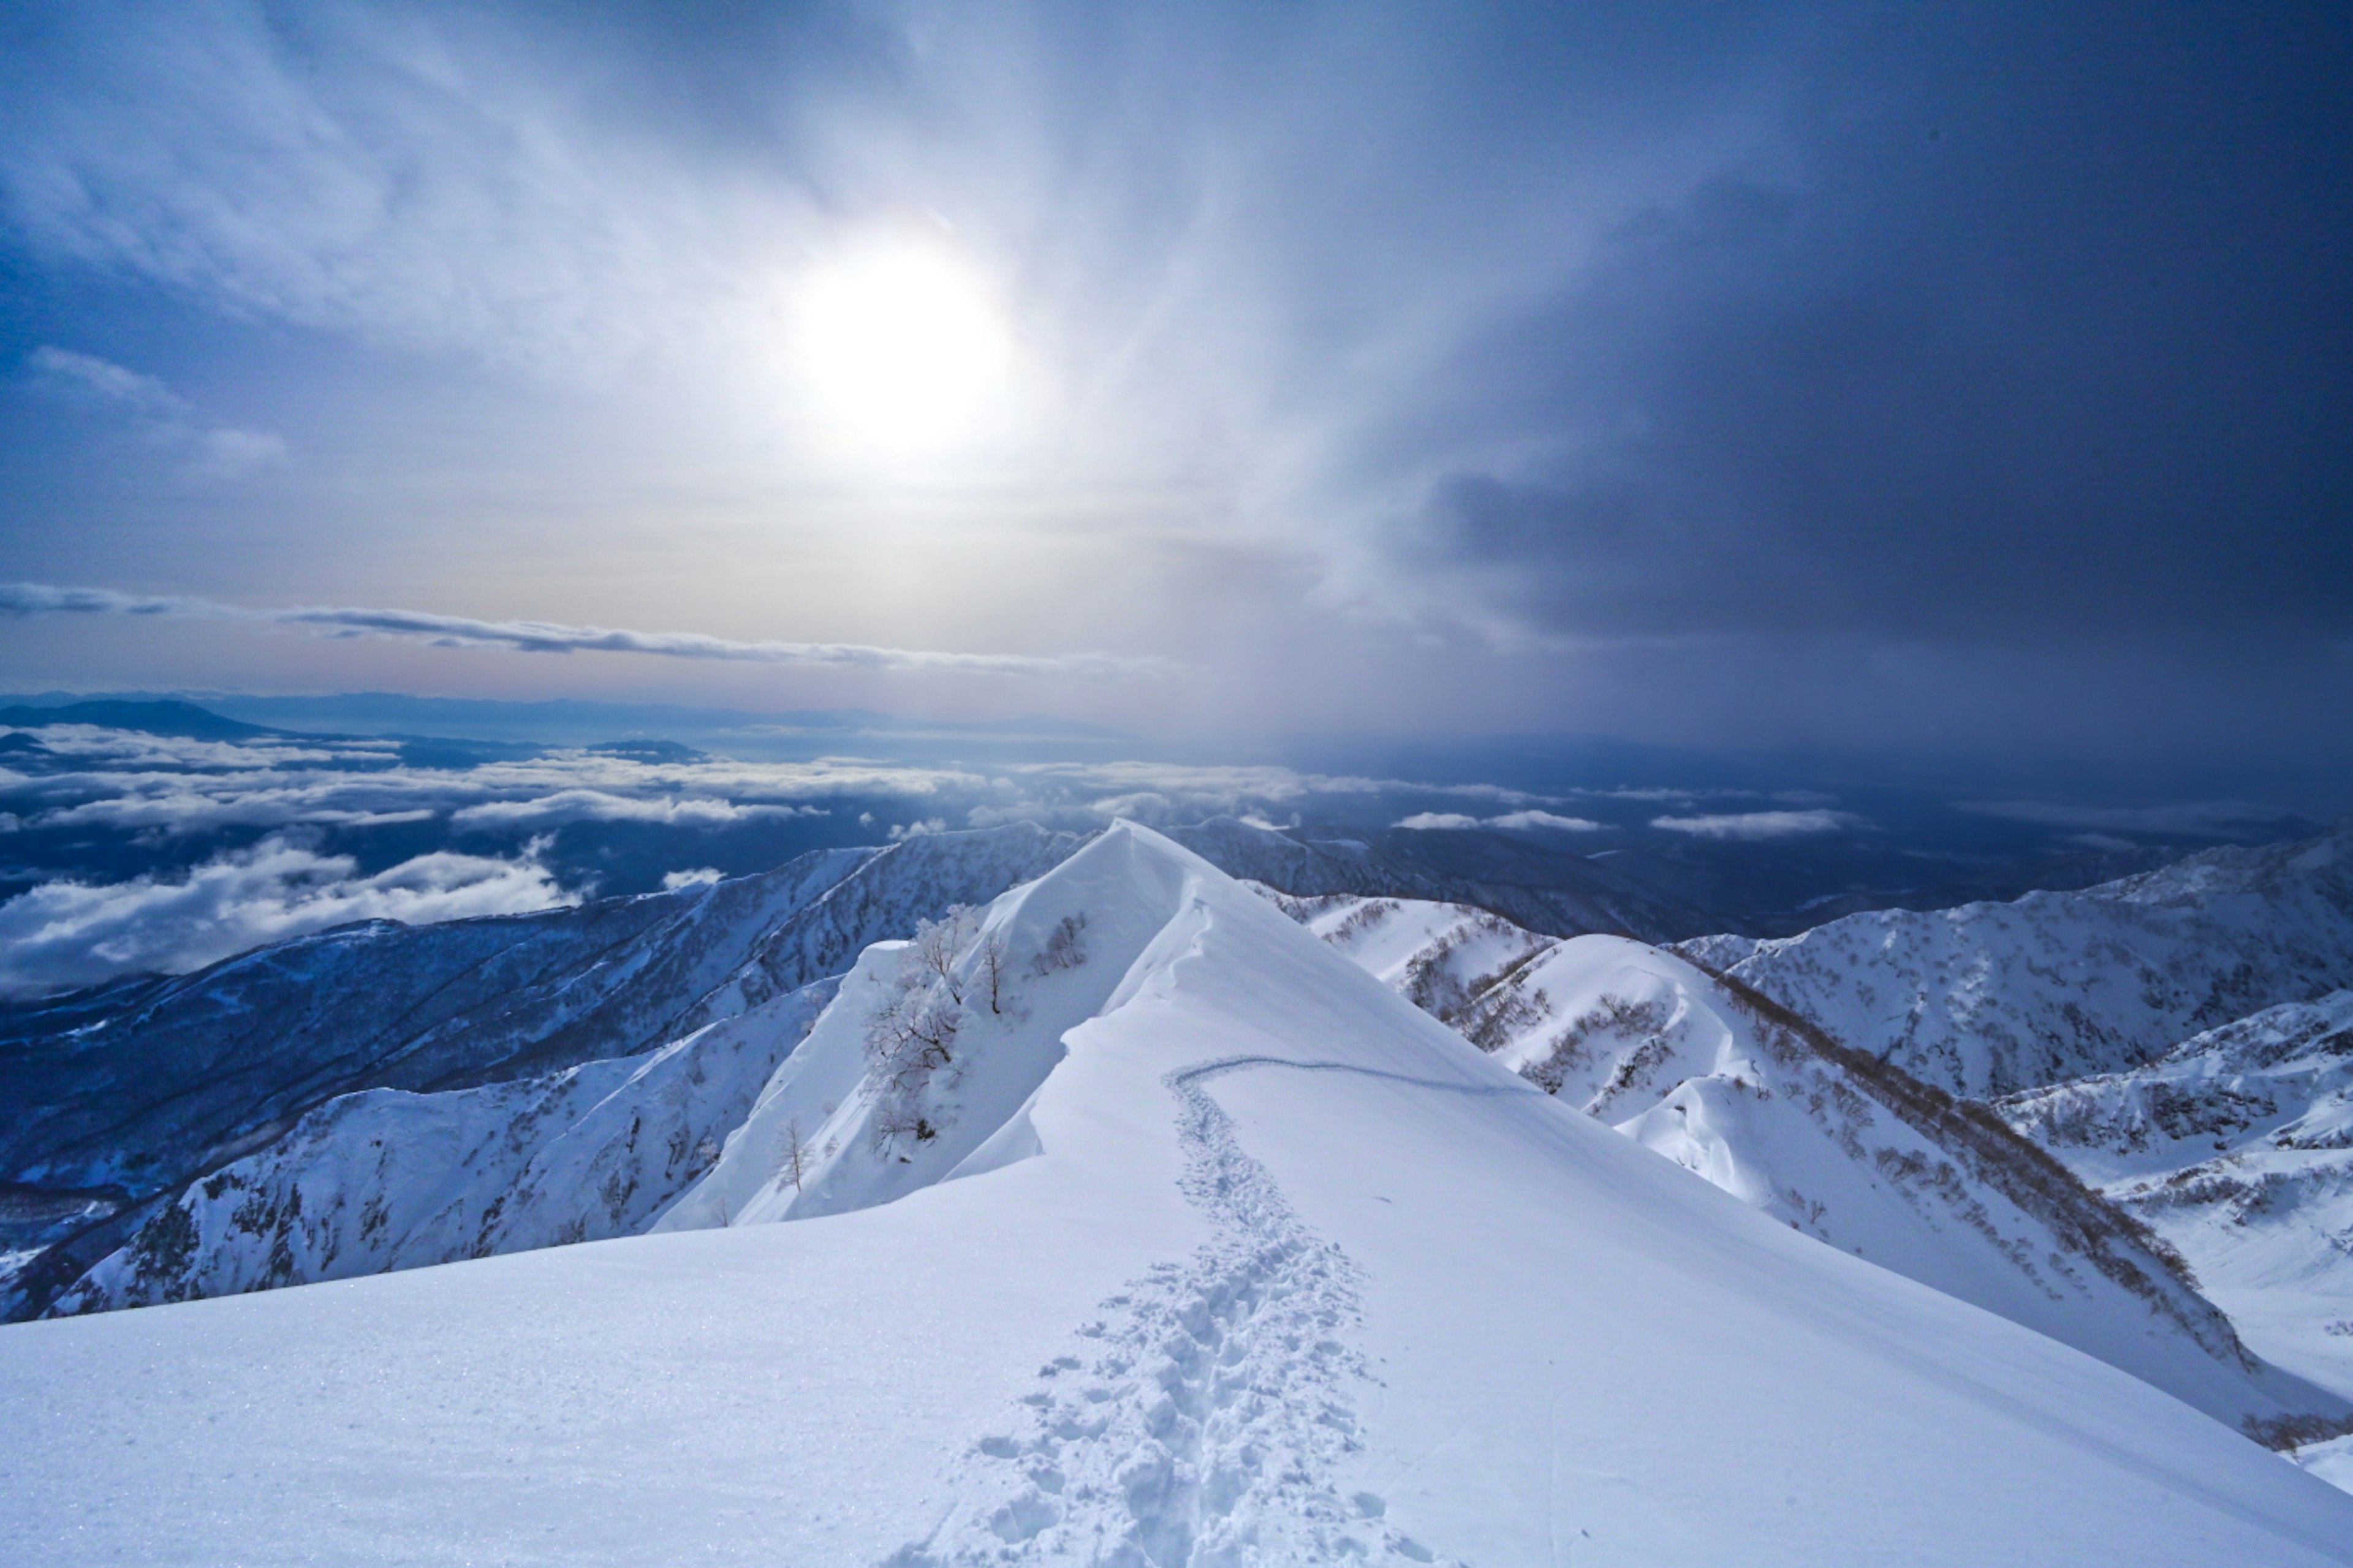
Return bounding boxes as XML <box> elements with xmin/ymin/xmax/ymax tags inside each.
<box><xmin>0</xmin><ymin>824</ymin><xmax>1080</xmax><ymax>1319</ymax></box>
<box><xmin>1999</xmin><ymin>991</ymin><xmax>2353</xmax><ymax>1411</ymax></box>
<box><xmin>43</xmin><ymin>980</ymin><xmax>837</xmax><ymax>1314</ymax></box>
<box><xmin>1260</xmin><ymin>890</ymin><xmax>2348</xmax><ymax>1443</ymax></box>
<box><xmin>1676</xmin><ymin>829</ymin><xmax>2353</xmax><ymax>1099</ymax></box>
<box><xmin>5</xmin><ymin>820</ymin><xmax>2348</xmax><ymax>1566</ymax></box>
<box><xmin>1247</xmin><ymin>888</ymin><xmax>1552</xmax><ymax>1026</ymax></box>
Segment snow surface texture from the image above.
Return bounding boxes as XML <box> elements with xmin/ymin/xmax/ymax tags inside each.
<box><xmin>888</xmin><ymin>1058</ymin><xmax>1462</xmax><ymax>1567</ymax></box>
<box><xmin>1676</xmin><ymin>829</ymin><xmax>2353</xmax><ymax>1099</ymax></box>
<box><xmin>1260</xmin><ymin>890</ymin><xmax>2349</xmax><ymax>1444</ymax></box>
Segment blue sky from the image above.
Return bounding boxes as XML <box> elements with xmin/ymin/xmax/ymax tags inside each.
<box><xmin>1</xmin><ymin>1</ymin><xmax>2347</xmax><ymax>767</ymax></box>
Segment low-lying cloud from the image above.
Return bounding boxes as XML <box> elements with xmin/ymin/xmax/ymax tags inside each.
<box><xmin>1650</xmin><ymin>809</ymin><xmax>1860</xmax><ymax>841</ymax></box>
<box><xmin>449</xmin><ymin>790</ymin><xmax>820</xmax><ymax>829</ymax></box>
<box><xmin>1395</xmin><ymin>809</ymin><xmax>1603</xmax><ymax>833</ymax></box>
<box><xmin>0</xmin><ymin>836</ymin><xmax>574</xmax><ymax>995</ymax></box>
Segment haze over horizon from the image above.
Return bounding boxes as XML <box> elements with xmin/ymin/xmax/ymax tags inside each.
<box><xmin>2</xmin><ymin>2</ymin><xmax>2349</xmax><ymax>776</ymax></box>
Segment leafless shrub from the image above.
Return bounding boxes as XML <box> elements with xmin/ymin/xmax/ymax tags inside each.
<box><xmin>1030</xmin><ymin>912</ymin><xmax>1089</xmax><ymax>976</ymax></box>
<box><xmin>1521</xmin><ymin>993</ymin><xmax>1675</xmax><ymax>1105</ymax></box>
<box><xmin>913</xmin><ymin>906</ymin><xmax>982</xmax><ymax>1002</ymax></box>
<box><xmin>2244</xmin><ymin>1411</ymin><xmax>2353</xmax><ymax>1452</ymax></box>
<box><xmin>1328</xmin><ymin>899</ymin><xmax>1401</xmax><ymax>943</ymax></box>
<box><xmin>1460</xmin><ymin>979</ymin><xmax>1553</xmax><ymax>1054</ymax></box>
<box><xmin>865</xmin><ymin>981</ymin><xmax>964</xmax><ymax>1094</ymax></box>
<box><xmin>873</xmin><ymin>1104</ymin><xmax>942</xmax><ymax>1149</ymax></box>
<box><xmin>979</xmin><ymin>933</ymin><xmax>1014</xmax><ymax>1015</ymax></box>
<box><xmin>862</xmin><ymin>928</ymin><xmax>975</xmax><ymax>1154</ymax></box>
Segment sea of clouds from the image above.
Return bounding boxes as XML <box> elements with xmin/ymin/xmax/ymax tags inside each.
<box><xmin>0</xmin><ymin>719</ymin><xmax>1654</xmax><ymax>994</ymax></box>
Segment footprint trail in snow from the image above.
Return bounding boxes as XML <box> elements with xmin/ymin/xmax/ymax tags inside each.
<box><xmin>885</xmin><ymin>1057</ymin><xmax>1461</xmax><ymax>1567</ymax></box>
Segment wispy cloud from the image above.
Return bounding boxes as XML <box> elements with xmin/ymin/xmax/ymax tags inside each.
<box><xmin>1952</xmin><ymin>799</ymin><xmax>2306</xmax><ymax>840</ymax></box>
<box><xmin>0</xmin><ymin>582</ymin><xmax>1179</xmax><ymax>679</ymax></box>
<box><xmin>1650</xmin><ymin>809</ymin><xmax>1863</xmax><ymax>841</ymax></box>
<box><xmin>26</xmin><ymin>347</ymin><xmax>287</xmax><ymax>480</ymax></box>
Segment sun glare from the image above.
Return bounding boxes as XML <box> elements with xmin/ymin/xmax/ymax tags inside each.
<box><xmin>790</xmin><ymin>243</ymin><xmax>1015</xmax><ymax>461</ymax></box>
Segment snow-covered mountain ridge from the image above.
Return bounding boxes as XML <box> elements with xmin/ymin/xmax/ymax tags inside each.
<box><xmin>1675</xmin><ymin>828</ymin><xmax>2353</xmax><ymax>1099</ymax></box>
<box><xmin>5</xmin><ymin>816</ymin><xmax>1722</xmax><ymax>1323</ymax></box>
<box><xmin>44</xmin><ymin>980</ymin><xmax>839</xmax><ymax>1315</ymax></box>
<box><xmin>1257</xmin><ymin>885</ymin><xmax>2349</xmax><ymax>1444</ymax></box>
<box><xmin>9</xmin><ymin>822</ymin><xmax>2346</xmax><ymax>1566</ymax></box>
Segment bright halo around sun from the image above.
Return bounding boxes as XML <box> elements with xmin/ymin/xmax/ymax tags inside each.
<box><xmin>789</xmin><ymin>242</ymin><xmax>1017</xmax><ymax>462</ymax></box>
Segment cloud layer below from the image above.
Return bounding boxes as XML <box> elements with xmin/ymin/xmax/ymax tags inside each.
<box><xmin>0</xmin><ymin>836</ymin><xmax>572</xmax><ymax>994</ymax></box>
<box><xmin>1649</xmin><ymin>809</ymin><xmax>1860</xmax><ymax>841</ymax></box>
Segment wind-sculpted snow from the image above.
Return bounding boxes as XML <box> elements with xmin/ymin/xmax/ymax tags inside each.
<box><xmin>6</xmin><ymin>822</ymin><xmax>2353</xmax><ymax>1565</ymax></box>
<box><xmin>1998</xmin><ymin>990</ymin><xmax>2353</xmax><ymax>1434</ymax></box>
<box><xmin>1675</xmin><ymin>828</ymin><xmax>2353</xmax><ymax>1099</ymax></box>
<box><xmin>662</xmin><ymin>824</ymin><xmax>1187</xmax><ymax>1231</ymax></box>
<box><xmin>1265</xmin><ymin>888</ymin><xmax>2352</xmax><ymax>1442</ymax></box>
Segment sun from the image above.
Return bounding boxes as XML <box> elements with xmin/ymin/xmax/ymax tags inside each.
<box><xmin>789</xmin><ymin>242</ymin><xmax>1015</xmax><ymax>461</ymax></box>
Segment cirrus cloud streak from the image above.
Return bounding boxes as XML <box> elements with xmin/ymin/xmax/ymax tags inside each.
<box><xmin>0</xmin><ymin>582</ymin><xmax>1180</xmax><ymax>680</ymax></box>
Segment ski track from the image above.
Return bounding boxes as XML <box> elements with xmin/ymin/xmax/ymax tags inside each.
<box><xmin>886</xmin><ymin>1057</ymin><xmax>1510</xmax><ymax>1567</ymax></box>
